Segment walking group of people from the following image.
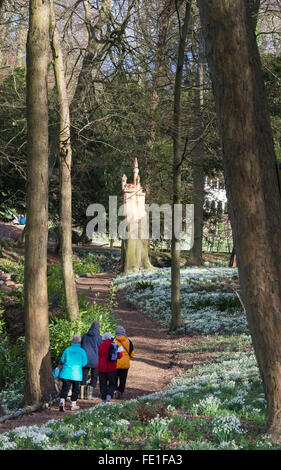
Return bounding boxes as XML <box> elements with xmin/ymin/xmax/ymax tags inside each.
<box><xmin>57</xmin><ymin>321</ymin><xmax>135</xmax><ymax>412</ymax></box>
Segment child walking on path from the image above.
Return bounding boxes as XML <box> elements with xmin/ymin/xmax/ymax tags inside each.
<box><xmin>98</xmin><ymin>332</ymin><xmax>123</xmax><ymax>404</ymax></box>
<box><xmin>114</xmin><ymin>326</ymin><xmax>135</xmax><ymax>399</ymax></box>
<box><xmin>59</xmin><ymin>335</ymin><xmax>88</xmax><ymax>412</ymax></box>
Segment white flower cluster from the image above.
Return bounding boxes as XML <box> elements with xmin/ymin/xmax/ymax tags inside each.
<box><xmin>114</xmin><ymin>266</ymin><xmax>247</xmax><ymax>335</ymax></box>
<box><xmin>7</xmin><ymin>425</ymin><xmax>56</xmax><ymax>450</ymax></box>
<box><xmin>190</xmin><ymin>395</ymin><xmax>222</xmax><ymax>416</ymax></box>
<box><xmin>148</xmin><ymin>414</ymin><xmax>172</xmax><ymax>438</ymax></box>
<box><xmin>180</xmin><ymin>440</ymin><xmax>216</xmax><ymax>450</ymax></box>
<box><xmin>0</xmin><ymin>435</ymin><xmax>17</xmax><ymax>450</ymax></box>
<box><xmin>211</xmin><ymin>413</ymin><xmax>244</xmax><ymax>442</ymax></box>
<box><xmin>115</xmin><ymin>419</ymin><xmax>130</xmax><ymax>427</ymax></box>
<box><xmin>0</xmin><ymin>350</ymin><xmax>275</xmax><ymax>451</ymax></box>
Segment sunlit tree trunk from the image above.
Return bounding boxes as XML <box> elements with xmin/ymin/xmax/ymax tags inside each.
<box><xmin>50</xmin><ymin>0</ymin><xmax>79</xmax><ymax>321</ymax></box>
<box><xmin>198</xmin><ymin>0</ymin><xmax>281</xmax><ymax>441</ymax></box>
<box><xmin>121</xmin><ymin>227</ymin><xmax>152</xmax><ymax>274</ymax></box>
<box><xmin>24</xmin><ymin>0</ymin><xmax>56</xmax><ymax>405</ymax></box>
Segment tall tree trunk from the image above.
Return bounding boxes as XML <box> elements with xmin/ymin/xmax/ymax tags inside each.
<box><xmin>198</xmin><ymin>0</ymin><xmax>281</xmax><ymax>440</ymax></box>
<box><xmin>24</xmin><ymin>0</ymin><xmax>56</xmax><ymax>405</ymax></box>
<box><xmin>50</xmin><ymin>0</ymin><xmax>79</xmax><ymax>321</ymax></box>
<box><xmin>229</xmin><ymin>246</ymin><xmax>237</xmax><ymax>268</ymax></box>
<box><xmin>15</xmin><ymin>3</ymin><xmax>27</xmax><ymax>68</ymax></box>
<box><xmin>0</xmin><ymin>2</ymin><xmax>7</xmax><ymax>66</ymax></box>
<box><xmin>170</xmin><ymin>0</ymin><xmax>191</xmax><ymax>331</ymax></box>
<box><xmin>189</xmin><ymin>36</ymin><xmax>205</xmax><ymax>265</ymax></box>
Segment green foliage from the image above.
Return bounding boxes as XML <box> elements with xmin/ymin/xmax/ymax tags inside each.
<box><xmin>8</xmin><ymin>264</ymin><xmax>25</xmax><ymax>310</ymax></box>
<box><xmin>47</xmin><ymin>263</ymin><xmax>63</xmax><ymax>306</ymax></box>
<box><xmin>0</xmin><ymin>259</ymin><xmax>25</xmax><ymax>309</ymax></box>
<box><xmin>47</xmin><ymin>254</ymin><xmax>100</xmax><ymax>311</ymax></box>
<box><xmin>0</xmin><ymin>257</ymin><xmax>23</xmax><ymax>275</ymax></box>
<box><xmin>0</xmin><ymin>204</ymin><xmax>17</xmax><ymax>222</ymax></box>
<box><xmin>49</xmin><ymin>318</ymin><xmax>81</xmax><ymax>367</ymax></box>
<box><xmin>49</xmin><ymin>285</ymin><xmax>117</xmax><ymax>367</ymax></box>
<box><xmin>177</xmin><ymin>334</ymin><xmax>252</xmax><ymax>354</ymax></box>
<box><xmin>134</xmin><ymin>280</ymin><xmax>154</xmax><ymax>291</ymax></box>
<box><xmin>0</xmin><ymin>293</ymin><xmax>25</xmax><ymax>392</ymax></box>
<box><xmin>0</xmin><ymin>295</ymin><xmax>5</xmax><ymax>336</ymax></box>
<box><xmin>0</xmin><ymin>68</ymin><xmax>27</xmax><ymax>215</ymax></box>
<box><xmin>0</xmin><ymin>335</ymin><xmax>25</xmax><ymax>390</ymax></box>
<box><xmin>47</xmin><ymin>252</ymin><xmax>115</xmax><ymax>366</ymax></box>
<box><xmin>189</xmin><ymin>293</ymin><xmax>242</xmax><ymax>312</ymax></box>
<box><xmin>215</xmin><ymin>294</ymin><xmax>242</xmax><ymax>311</ymax></box>
<box><xmin>72</xmin><ymin>254</ymin><xmax>100</xmax><ymax>276</ymax></box>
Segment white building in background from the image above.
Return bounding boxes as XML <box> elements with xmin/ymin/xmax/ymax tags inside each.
<box><xmin>204</xmin><ymin>176</ymin><xmax>228</xmax><ymax>213</ymax></box>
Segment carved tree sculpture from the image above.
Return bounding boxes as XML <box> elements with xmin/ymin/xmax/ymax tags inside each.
<box><xmin>120</xmin><ymin>159</ymin><xmax>152</xmax><ymax>272</ymax></box>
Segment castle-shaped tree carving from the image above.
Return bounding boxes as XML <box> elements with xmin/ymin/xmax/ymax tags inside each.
<box><xmin>120</xmin><ymin>159</ymin><xmax>152</xmax><ymax>272</ymax></box>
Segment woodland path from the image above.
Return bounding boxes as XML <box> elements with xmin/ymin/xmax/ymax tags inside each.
<box><xmin>0</xmin><ymin>270</ymin><xmax>185</xmax><ymax>434</ymax></box>
<box><xmin>78</xmin><ymin>272</ymin><xmax>178</xmax><ymax>398</ymax></box>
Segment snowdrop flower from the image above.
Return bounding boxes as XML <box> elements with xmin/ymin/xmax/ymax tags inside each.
<box><xmin>73</xmin><ymin>429</ymin><xmax>87</xmax><ymax>438</ymax></box>
<box><xmin>211</xmin><ymin>413</ymin><xmax>244</xmax><ymax>442</ymax></box>
<box><xmin>218</xmin><ymin>440</ymin><xmax>241</xmax><ymax>450</ymax></box>
<box><xmin>0</xmin><ymin>435</ymin><xmax>17</xmax><ymax>450</ymax></box>
<box><xmin>115</xmin><ymin>419</ymin><xmax>130</xmax><ymax>426</ymax></box>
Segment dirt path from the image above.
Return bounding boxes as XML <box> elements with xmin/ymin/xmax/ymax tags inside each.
<box><xmin>0</xmin><ymin>272</ymin><xmax>180</xmax><ymax>434</ymax></box>
<box><xmin>0</xmin><ymin>222</ymin><xmax>24</xmax><ymax>240</ymax></box>
<box><xmin>78</xmin><ymin>272</ymin><xmax>178</xmax><ymax>398</ymax></box>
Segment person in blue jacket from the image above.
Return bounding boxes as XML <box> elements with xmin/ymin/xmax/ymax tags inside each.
<box><xmin>59</xmin><ymin>334</ymin><xmax>88</xmax><ymax>412</ymax></box>
<box><xmin>19</xmin><ymin>215</ymin><xmax>26</xmax><ymax>225</ymax></box>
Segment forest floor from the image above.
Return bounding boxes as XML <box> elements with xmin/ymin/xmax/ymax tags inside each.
<box><xmin>0</xmin><ymin>222</ymin><xmax>24</xmax><ymax>240</ymax></box>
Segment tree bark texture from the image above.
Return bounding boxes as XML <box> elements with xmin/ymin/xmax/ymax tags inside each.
<box><xmin>50</xmin><ymin>0</ymin><xmax>79</xmax><ymax>322</ymax></box>
<box><xmin>189</xmin><ymin>42</ymin><xmax>205</xmax><ymax>266</ymax></box>
<box><xmin>25</xmin><ymin>0</ymin><xmax>56</xmax><ymax>405</ymax></box>
<box><xmin>15</xmin><ymin>3</ymin><xmax>27</xmax><ymax>68</ymax></box>
<box><xmin>121</xmin><ymin>223</ymin><xmax>152</xmax><ymax>273</ymax></box>
<box><xmin>170</xmin><ymin>0</ymin><xmax>191</xmax><ymax>331</ymax></box>
<box><xmin>198</xmin><ymin>0</ymin><xmax>281</xmax><ymax>440</ymax></box>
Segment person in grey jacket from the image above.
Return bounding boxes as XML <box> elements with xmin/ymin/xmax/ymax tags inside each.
<box><xmin>81</xmin><ymin>321</ymin><xmax>102</xmax><ymax>399</ymax></box>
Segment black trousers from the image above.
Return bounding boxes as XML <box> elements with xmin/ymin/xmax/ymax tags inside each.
<box><xmin>116</xmin><ymin>369</ymin><xmax>128</xmax><ymax>394</ymax></box>
<box><xmin>82</xmin><ymin>367</ymin><xmax>98</xmax><ymax>388</ymax></box>
<box><xmin>99</xmin><ymin>371</ymin><xmax>117</xmax><ymax>400</ymax></box>
<box><xmin>60</xmin><ymin>379</ymin><xmax>80</xmax><ymax>401</ymax></box>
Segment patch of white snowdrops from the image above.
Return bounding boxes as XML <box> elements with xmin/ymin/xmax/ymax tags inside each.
<box><xmin>114</xmin><ymin>266</ymin><xmax>248</xmax><ymax>335</ymax></box>
<box><xmin>0</xmin><ymin>351</ymin><xmax>278</xmax><ymax>450</ymax></box>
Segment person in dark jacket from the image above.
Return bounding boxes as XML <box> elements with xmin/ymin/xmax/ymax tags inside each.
<box><xmin>81</xmin><ymin>321</ymin><xmax>102</xmax><ymax>399</ymax></box>
<box><xmin>98</xmin><ymin>332</ymin><xmax>123</xmax><ymax>404</ymax></box>
<box><xmin>59</xmin><ymin>334</ymin><xmax>88</xmax><ymax>412</ymax></box>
